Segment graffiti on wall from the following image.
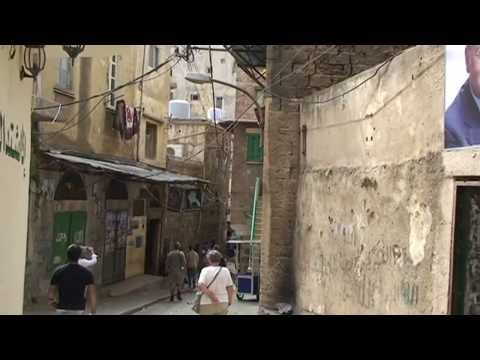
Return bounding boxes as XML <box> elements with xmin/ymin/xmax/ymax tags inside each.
<box><xmin>0</xmin><ymin>111</ymin><xmax>27</xmax><ymax>168</ymax></box>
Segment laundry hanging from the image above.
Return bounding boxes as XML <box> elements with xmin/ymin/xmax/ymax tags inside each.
<box><xmin>113</xmin><ymin>100</ymin><xmax>140</xmax><ymax>140</ymax></box>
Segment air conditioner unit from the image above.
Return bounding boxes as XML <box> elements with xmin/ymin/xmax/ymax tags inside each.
<box><xmin>167</xmin><ymin>144</ymin><xmax>185</xmax><ymax>158</ymax></box>
<box><xmin>169</xmin><ymin>100</ymin><xmax>191</xmax><ymax>119</ymax></box>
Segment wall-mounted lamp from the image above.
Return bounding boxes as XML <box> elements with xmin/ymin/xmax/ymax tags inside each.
<box><xmin>20</xmin><ymin>45</ymin><xmax>46</xmax><ymax>80</ymax></box>
<box><xmin>62</xmin><ymin>45</ymin><xmax>85</xmax><ymax>66</ymax></box>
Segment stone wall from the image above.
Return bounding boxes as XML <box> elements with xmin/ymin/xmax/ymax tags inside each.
<box><xmin>293</xmin><ymin>45</ymin><xmax>452</xmax><ymax>314</ymax></box>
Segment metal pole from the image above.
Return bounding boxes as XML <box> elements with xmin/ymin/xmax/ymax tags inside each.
<box><xmin>137</xmin><ymin>45</ymin><xmax>146</xmax><ymax>162</ymax></box>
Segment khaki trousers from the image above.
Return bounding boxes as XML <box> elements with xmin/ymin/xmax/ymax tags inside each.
<box><xmin>198</xmin><ymin>302</ymin><xmax>229</xmax><ymax>315</ymax></box>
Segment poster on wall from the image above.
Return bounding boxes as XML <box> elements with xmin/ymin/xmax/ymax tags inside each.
<box><xmin>445</xmin><ymin>45</ymin><xmax>480</xmax><ymax>149</ymax></box>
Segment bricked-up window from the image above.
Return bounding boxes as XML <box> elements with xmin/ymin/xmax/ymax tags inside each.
<box><xmin>145</xmin><ymin>122</ymin><xmax>158</xmax><ymax>159</ymax></box>
<box><xmin>302</xmin><ymin>125</ymin><xmax>307</xmax><ymax>156</ymax></box>
<box><xmin>58</xmin><ymin>58</ymin><xmax>73</xmax><ymax>90</ymax></box>
<box><xmin>246</xmin><ymin>133</ymin><xmax>263</xmax><ymax>163</ymax></box>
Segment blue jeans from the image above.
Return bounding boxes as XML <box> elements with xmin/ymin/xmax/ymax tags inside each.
<box><xmin>187</xmin><ymin>268</ymin><xmax>198</xmax><ymax>288</ymax></box>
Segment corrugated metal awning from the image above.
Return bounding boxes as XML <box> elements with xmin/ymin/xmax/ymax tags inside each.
<box><xmin>44</xmin><ymin>150</ymin><xmax>208</xmax><ymax>184</ymax></box>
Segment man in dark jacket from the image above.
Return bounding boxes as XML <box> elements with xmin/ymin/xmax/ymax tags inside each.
<box><xmin>446</xmin><ymin>45</ymin><xmax>480</xmax><ymax>148</ymax></box>
<box><xmin>165</xmin><ymin>242</ymin><xmax>186</xmax><ymax>302</ymax></box>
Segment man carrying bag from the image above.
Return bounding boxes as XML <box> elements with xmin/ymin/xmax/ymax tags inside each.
<box><xmin>193</xmin><ymin>250</ymin><xmax>235</xmax><ymax>315</ymax></box>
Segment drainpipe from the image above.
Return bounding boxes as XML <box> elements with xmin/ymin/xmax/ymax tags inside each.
<box><xmin>136</xmin><ymin>45</ymin><xmax>146</xmax><ymax>162</ymax></box>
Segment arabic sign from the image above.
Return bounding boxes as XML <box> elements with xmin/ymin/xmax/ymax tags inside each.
<box><xmin>0</xmin><ymin>111</ymin><xmax>27</xmax><ymax>166</ymax></box>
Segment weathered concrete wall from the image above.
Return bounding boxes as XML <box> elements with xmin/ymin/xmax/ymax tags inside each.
<box><xmin>0</xmin><ymin>46</ymin><xmax>33</xmax><ymax>314</ymax></box>
<box><xmin>293</xmin><ymin>45</ymin><xmax>452</xmax><ymax>314</ymax></box>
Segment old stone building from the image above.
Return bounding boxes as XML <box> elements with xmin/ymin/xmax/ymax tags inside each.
<box><xmin>23</xmin><ymin>46</ymin><xmax>206</xmax><ymax>306</ymax></box>
<box><xmin>165</xmin><ymin>118</ymin><xmax>231</xmax><ymax>255</ymax></box>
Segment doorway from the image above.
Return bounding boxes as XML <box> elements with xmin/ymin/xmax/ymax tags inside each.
<box><xmin>451</xmin><ymin>185</ymin><xmax>480</xmax><ymax>314</ymax></box>
<box><xmin>51</xmin><ymin>211</ymin><xmax>86</xmax><ymax>272</ymax></box>
<box><xmin>102</xmin><ymin>210</ymin><xmax>128</xmax><ymax>285</ymax></box>
<box><xmin>145</xmin><ymin>219</ymin><xmax>161</xmax><ymax>275</ymax></box>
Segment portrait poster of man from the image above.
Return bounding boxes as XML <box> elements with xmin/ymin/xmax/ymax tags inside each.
<box><xmin>445</xmin><ymin>45</ymin><xmax>480</xmax><ymax>149</ymax></box>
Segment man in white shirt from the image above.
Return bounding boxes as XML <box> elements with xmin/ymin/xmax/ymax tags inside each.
<box><xmin>197</xmin><ymin>250</ymin><xmax>235</xmax><ymax>315</ymax></box>
<box><xmin>78</xmin><ymin>246</ymin><xmax>98</xmax><ymax>269</ymax></box>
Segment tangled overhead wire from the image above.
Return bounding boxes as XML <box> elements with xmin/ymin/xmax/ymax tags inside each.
<box><xmin>175</xmin><ymin>45</ymin><xmax>195</xmax><ymax>63</ymax></box>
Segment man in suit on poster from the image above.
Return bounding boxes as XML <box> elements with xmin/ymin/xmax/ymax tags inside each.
<box><xmin>446</xmin><ymin>45</ymin><xmax>480</xmax><ymax>148</ymax></box>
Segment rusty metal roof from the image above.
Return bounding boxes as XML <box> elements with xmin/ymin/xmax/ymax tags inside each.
<box><xmin>44</xmin><ymin>150</ymin><xmax>208</xmax><ymax>184</ymax></box>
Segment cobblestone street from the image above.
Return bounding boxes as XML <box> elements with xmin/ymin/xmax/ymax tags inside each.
<box><xmin>133</xmin><ymin>291</ymin><xmax>259</xmax><ymax>315</ymax></box>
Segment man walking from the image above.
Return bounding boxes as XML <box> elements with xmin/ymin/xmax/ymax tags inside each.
<box><xmin>48</xmin><ymin>244</ymin><xmax>96</xmax><ymax>315</ymax></box>
<box><xmin>166</xmin><ymin>242</ymin><xmax>186</xmax><ymax>302</ymax></box>
<box><xmin>186</xmin><ymin>245</ymin><xmax>200</xmax><ymax>289</ymax></box>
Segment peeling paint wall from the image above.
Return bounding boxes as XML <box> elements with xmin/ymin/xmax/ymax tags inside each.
<box><xmin>23</xmin><ymin>165</ymin><xmax>160</xmax><ymax>307</ymax></box>
<box><xmin>294</xmin><ymin>45</ymin><xmax>452</xmax><ymax>314</ymax></box>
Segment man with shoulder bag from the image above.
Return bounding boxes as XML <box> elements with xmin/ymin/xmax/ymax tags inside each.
<box><xmin>192</xmin><ymin>250</ymin><xmax>235</xmax><ymax>315</ymax></box>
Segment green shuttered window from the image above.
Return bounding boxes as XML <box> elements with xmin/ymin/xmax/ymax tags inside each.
<box><xmin>246</xmin><ymin>133</ymin><xmax>263</xmax><ymax>163</ymax></box>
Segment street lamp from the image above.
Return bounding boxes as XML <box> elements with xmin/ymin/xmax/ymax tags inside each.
<box><xmin>185</xmin><ymin>72</ymin><xmax>264</xmax><ymax>126</ymax></box>
<box><xmin>19</xmin><ymin>45</ymin><xmax>46</xmax><ymax>80</ymax></box>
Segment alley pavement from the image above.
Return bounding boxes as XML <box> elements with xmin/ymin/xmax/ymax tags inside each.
<box><xmin>132</xmin><ymin>291</ymin><xmax>259</xmax><ymax>315</ymax></box>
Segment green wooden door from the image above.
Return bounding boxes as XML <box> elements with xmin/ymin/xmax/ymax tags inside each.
<box><xmin>51</xmin><ymin>211</ymin><xmax>86</xmax><ymax>272</ymax></box>
<box><xmin>70</xmin><ymin>211</ymin><xmax>87</xmax><ymax>245</ymax></box>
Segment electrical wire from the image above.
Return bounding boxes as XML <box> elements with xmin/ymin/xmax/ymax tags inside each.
<box><xmin>36</xmin><ymin>56</ymin><xmax>180</xmax><ymax>140</ymax></box>
<box><xmin>265</xmin><ymin>52</ymin><xmax>400</xmax><ymax>105</ymax></box>
<box><xmin>33</xmin><ymin>54</ymin><xmax>176</xmax><ymax>111</ymax></box>
<box><xmin>38</xmin><ymin>93</ymin><xmax>111</xmax><ymax>142</ymax></box>
<box><xmin>266</xmin><ymin>45</ymin><xmax>337</xmax><ymax>93</ymax></box>
<box><xmin>269</xmin><ymin>45</ymin><xmax>310</xmax><ymax>84</ymax></box>
<box><xmin>208</xmin><ymin>45</ymin><xmax>220</xmax><ymax>146</ymax></box>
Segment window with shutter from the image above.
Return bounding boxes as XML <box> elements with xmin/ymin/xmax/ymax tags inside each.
<box><xmin>246</xmin><ymin>133</ymin><xmax>263</xmax><ymax>163</ymax></box>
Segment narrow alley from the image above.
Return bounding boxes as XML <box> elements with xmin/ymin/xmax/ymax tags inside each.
<box><xmin>3</xmin><ymin>44</ymin><xmax>480</xmax><ymax>316</ymax></box>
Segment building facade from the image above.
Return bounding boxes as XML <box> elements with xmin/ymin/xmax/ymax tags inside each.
<box><xmin>23</xmin><ymin>46</ymin><xmax>205</xmax><ymax>307</ymax></box>
<box><xmin>228</xmin><ymin>67</ymin><xmax>265</xmax><ymax>240</ymax></box>
<box><xmin>170</xmin><ymin>45</ymin><xmax>237</xmax><ymax>121</ymax></box>
<box><xmin>166</xmin><ymin>118</ymin><xmax>231</xmax><ymax>255</ymax></box>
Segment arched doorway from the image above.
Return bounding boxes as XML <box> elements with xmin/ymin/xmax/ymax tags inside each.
<box><xmin>54</xmin><ymin>171</ymin><xmax>87</xmax><ymax>200</ymax></box>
